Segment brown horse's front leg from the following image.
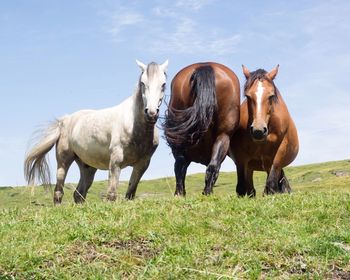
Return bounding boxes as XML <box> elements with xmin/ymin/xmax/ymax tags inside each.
<box><xmin>236</xmin><ymin>165</ymin><xmax>247</xmax><ymax>196</ymax></box>
<box><xmin>264</xmin><ymin>165</ymin><xmax>280</xmax><ymax>195</ymax></box>
<box><xmin>203</xmin><ymin>134</ymin><xmax>230</xmax><ymax>195</ymax></box>
<box><xmin>236</xmin><ymin>165</ymin><xmax>256</xmax><ymax>197</ymax></box>
<box><xmin>264</xmin><ymin>166</ymin><xmax>291</xmax><ymax>195</ymax></box>
<box><xmin>278</xmin><ymin>169</ymin><xmax>292</xmax><ymax>193</ymax></box>
<box><xmin>174</xmin><ymin>153</ymin><xmax>190</xmax><ymax>196</ymax></box>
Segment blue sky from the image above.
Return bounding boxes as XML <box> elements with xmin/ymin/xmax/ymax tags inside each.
<box><xmin>1</xmin><ymin>0</ymin><xmax>350</xmax><ymax>186</ymax></box>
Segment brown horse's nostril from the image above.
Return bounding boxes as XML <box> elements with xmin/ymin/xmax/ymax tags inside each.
<box><xmin>253</xmin><ymin>130</ymin><xmax>264</xmax><ymax>140</ymax></box>
<box><xmin>250</xmin><ymin>125</ymin><xmax>268</xmax><ymax>141</ymax></box>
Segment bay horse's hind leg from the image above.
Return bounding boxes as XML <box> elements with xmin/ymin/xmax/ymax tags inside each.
<box><xmin>73</xmin><ymin>158</ymin><xmax>97</xmax><ymax>203</ymax></box>
<box><xmin>278</xmin><ymin>169</ymin><xmax>291</xmax><ymax>193</ymax></box>
<box><xmin>125</xmin><ymin>159</ymin><xmax>151</xmax><ymax>200</ymax></box>
<box><xmin>203</xmin><ymin>134</ymin><xmax>230</xmax><ymax>195</ymax></box>
<box><xmin>174</xmin><ymin>153</ymin><xmax>190</xmax><ymax>196</ymax></box>
<box><xmin>54</xmin><ymin>140</ymin><xmax>75</xmax><ymax>205</ymax></box>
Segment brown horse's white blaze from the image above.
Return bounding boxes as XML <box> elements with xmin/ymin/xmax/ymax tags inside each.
<box><xmin>243</xmin><ymin>65</ymin><xmax>279</xmax><ymax>141</ymax></box>
<box><xmin>230</xmin><ymin>65</ymin><xmax>299</xmax><ymax>196</ymax></box>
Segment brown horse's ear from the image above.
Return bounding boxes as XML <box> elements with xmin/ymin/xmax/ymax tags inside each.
<box><xmin>242</xmin><ymin>65</ymin><xmax>250</xmax><ymax>79</ymax></box>
<box><xmin>267</xmin><ymin>64</ymin><xmax>279</xmax><ymax>80</ymax></box>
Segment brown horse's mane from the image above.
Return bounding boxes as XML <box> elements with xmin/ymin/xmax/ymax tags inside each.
<box><xmin>244</xmin><ymin>69</ymin><xmax>279</xmax><ymax>104</ymax></box>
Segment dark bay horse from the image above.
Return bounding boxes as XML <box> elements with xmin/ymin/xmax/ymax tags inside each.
<box><xmin>230</xmin><ymin>65</ymin><xmax>299</xmax><ymax>196</ymax></box>
<box><xmin>164</xmin><ymin>62</ymin><xmax>240</xmax><ymax>196</ymax></box>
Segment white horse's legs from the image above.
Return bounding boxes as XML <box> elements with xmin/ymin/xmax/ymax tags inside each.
<box><xmin>54</xmin><ymin>144</ymin><xmax>75</xmax><ymax>205</ymax></box>
<box><xmin>125</xmin><ymin>159</ymin><xmax>151</xmax><ymax>200</ymax></box>
<box><xmin>106</xmin><ymin>147</ymin><xmax>123</xmax><ymax>201</ymax></box>
<box><xmin>74</xmin><ymin>159</ymin><xmax>97</xmax><ymax>203</ymax></box>
<box><xmin>106</xmin><ymin>165</ymin><xmax>121</xmax><ymax>201</ymax></box>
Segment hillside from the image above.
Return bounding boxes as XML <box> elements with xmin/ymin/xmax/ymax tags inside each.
<box><xmin>1</xmin><ymin>160</ymin><xmax>349</xmax><ymax>208</ymax></box>
<box><xmin>0</xmin><ymin>160</ymin><xmax>349</xmax><ymax>279</ymax></box>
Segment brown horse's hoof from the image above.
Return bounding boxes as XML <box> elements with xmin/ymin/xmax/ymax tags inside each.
<box><xmin>125</xmin><ymin>193</ymin><xmax>135</xmax><ymax>200</ymax></box>
<box><xmin>174</xmin><ymin>191</ymin><xmax>186</xmax><ymax>197</ymax></box>
<box><xmin>278</xmin><ymin>177</ymin><xmax>292</xmax><ymax>193</ymax></box>
<box><xmin>247</xmin><ymin>189</ymin><xmax>256</xmax><ymax>198</ymax></box>
<box><xmin>73</xmin><ymin>191</ymin><xmax>86</xmax><ymax>204</ymax></box>
<box><xmin>263</xmin><ymin>187</ymin><xmax>276</xmax><ymax>196</ymax></box>
<box><xmin>202</xmin><ymin>189</ymin><xmax>213</xmax><ymax>196</ymax></box>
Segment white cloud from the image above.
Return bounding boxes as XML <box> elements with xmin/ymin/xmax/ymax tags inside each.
<box><xmin>146</xmin><ymin>17</ymin><xmax>240</xmax><ymax>55</ymax></box>
<box><xmin>175</xmin><ymin>0</ymin><xmax>215</xmax><ymax>11</ymax></box>
<box><xmin>106</xmin><ymin>1</ymin><xmax>239</xmax><ymax>56</ymax></box>
<box><xmin>108</xmin><ymin>10</ymin><xmax>143</xmax><ymax>41</ymax></box>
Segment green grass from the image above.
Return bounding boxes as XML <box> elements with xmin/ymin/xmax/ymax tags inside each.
<box><xmin>0</xmin><ymin>160</ymin><xmax>350</xmax><ymax>279</ymax></box>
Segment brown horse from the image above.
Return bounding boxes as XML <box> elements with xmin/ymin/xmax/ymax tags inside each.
<box><xmin>230</xmin><ymin>65</ymin><xmax>299</xmax><ymax>196</ymax></box>
<box><xmin>164</xmin><ymin>62</ymin><xmax>240</xmax><ymax>196</ymax></box>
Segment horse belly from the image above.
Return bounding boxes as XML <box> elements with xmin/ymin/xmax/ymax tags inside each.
<box><xmin>74</xmin><ymin>143</ymin><xmax>110</xmax><ymax>170</ymax></box>
<box><xmin>70</xmin><ymin>121</ymin><xmax>111</xmax><ymax>170</ymax></box>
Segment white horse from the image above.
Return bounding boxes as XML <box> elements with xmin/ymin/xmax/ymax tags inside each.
<box><xmin>24</xmin><ymin>60</ymin><xmax>168</xmax><ymax>204</ymax></box>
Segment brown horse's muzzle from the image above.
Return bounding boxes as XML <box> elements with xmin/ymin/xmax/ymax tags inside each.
<box><xmin>250</xmin><ymin>125</ymin><xmax>268</xmax><ymax>141</ymax></box>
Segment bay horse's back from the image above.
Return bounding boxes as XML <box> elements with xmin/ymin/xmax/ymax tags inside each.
<box><xmin>164</xmin><ymin>62</ymin><xmax>240</xmax><ymax>195</ymax></box>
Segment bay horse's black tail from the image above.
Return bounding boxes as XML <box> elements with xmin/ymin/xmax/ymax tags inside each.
<box><xmin>164</xmin><ymin>65</ymin><xmax>217</xmax><ymax>152</ymax></box>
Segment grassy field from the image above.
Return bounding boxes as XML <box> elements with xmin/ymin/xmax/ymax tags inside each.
<box><xmin>0</xmin><ymin>160</ymin><xmax>349</xmax><ymax>279</ymax></box>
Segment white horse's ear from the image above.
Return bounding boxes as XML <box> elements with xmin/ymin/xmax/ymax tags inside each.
<box><xmin>267</xmin><ymin>64</ymin><xmax>279</xmax><ymax>80</ymax></box>
<box><xmin>242</xmin><ymin>65</ymin><xmax>250</xmax><ymax>79</ymax></box>
<box><xmin>136</xmin><ymin>59</ymin><xmax>147</xmax><ymax>72</ymax></box>
<box><xmin>160</xmin><ymin>59</ymin><xmax>169</xmax><ymax>73</ymax></box>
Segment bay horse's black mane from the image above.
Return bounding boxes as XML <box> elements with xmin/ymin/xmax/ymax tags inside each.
<box><xmin>244</xmin><ymin>68</ymin><xmax>279</xmax><ymax>103</ymax></box>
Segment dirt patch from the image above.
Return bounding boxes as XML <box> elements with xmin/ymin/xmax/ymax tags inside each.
<box><xmin>66</xmin><ymin>242</ymin><xmax>109</xmax><ymax>263</ymax></box>
<box><xmin>40</xmin><ymin>242</ymin><xmax>111</xmax><ymax>269</ymax></box>
<box><xmin>328</xmin><ymin>268</ymin><xmax>350</xmax><ymax>280</ymax></box>
<box><xmin>103</xmin><ymin>238</ymin><xmax>159</xmax><ymax>259</ymax></box>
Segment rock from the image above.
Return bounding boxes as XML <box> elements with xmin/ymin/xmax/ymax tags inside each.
<box><xmin>330</xmin><ymin>171</ymin><xmax>349</xmax><ymax>177</ymax></box>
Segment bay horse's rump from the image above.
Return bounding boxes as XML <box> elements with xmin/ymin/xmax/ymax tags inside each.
<box><xmin>164</xmin><ymin>64</ymin><xmax>217</xmax><ymax>154</ymax></box>
<box><xmin>164</xmin><ymin>62</ymin><xmax>240</xmax><ymax>195</ymax></box>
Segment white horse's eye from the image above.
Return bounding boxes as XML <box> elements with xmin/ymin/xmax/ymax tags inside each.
<box><xmin>161</xmin><ymin>83</ymin><xmax>166</xmax><ymax>92</ymax></box>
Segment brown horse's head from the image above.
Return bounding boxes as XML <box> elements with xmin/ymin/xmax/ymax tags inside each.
<box><xmin>242</xmin><ymin>65</ymin><xmax>279</xmax><ymax>141</ymax></box>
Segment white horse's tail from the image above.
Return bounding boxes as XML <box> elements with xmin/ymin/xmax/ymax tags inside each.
<box><xmin>24</xmin><ymin>120</ymin><xmax>61</xmax><ymax>187</ymax></box>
